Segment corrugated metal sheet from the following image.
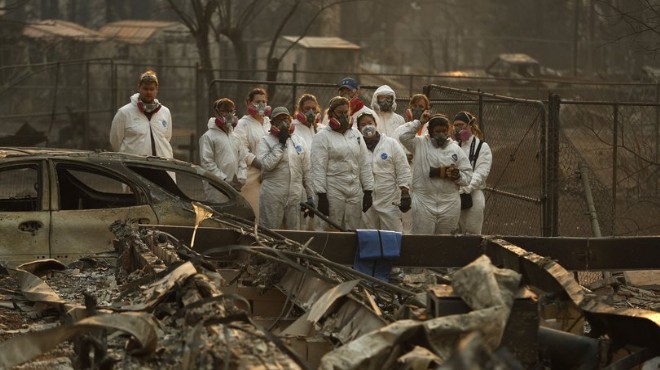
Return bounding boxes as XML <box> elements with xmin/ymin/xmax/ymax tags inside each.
<box><xmin>281</xmin><ymin>36</ymin><xmax>360</xmax><ymax>50</ymax></box>
<box><xmin>22</xmin><ymin>20</ymin><xmax>106</xmax><ymax>42</ymax></box>
<box><xmin>99</xmin><ymin>20</ymin><xmax>180</xmax><ymax>44</ymax></box>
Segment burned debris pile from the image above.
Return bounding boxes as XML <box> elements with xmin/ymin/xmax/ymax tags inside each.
<box><xmin>0</xmin><ymin>217</ymin><xmax>659</xmax><ymax>369</ymax></box>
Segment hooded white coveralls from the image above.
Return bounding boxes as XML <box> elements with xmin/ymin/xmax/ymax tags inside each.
<box><xmin>458</xmin><ymin>135</ymin><xmax>492</xmax><ymax>234</ymax></box>
<box><xmin>371</xmin><ymin>85</ymin><xmax>406</xmax><ymax>139</ymax></box>
<box><xmin>311</xmin><ymin>126</ymin><xmax>374</xmax><ymax>231</ymax></box>
<box><xmin>293</xmin><ymin>118</ymin><xmax>322</xmax><ymax>230</ymax></box>
<box><xmin>292</xmin><ymin>118</ymin><xmax>319</xmax><ymax>146</ymax></box>
<box><xmin>198</xmin><ymin>118</ymin><xmax>248</xmax><ymax>200</ymax></box>
<box><xmin>234</xmin><ymin>115</ymin><xmax>271</xmax><ymax>217</ymax></box>
<box><xmin>110</xmin><ymin>93</ymin><xmax>173</xmax><ymax>158</ymax></box>
<box><xmin>398</xmin><ymin>120</ymin><xmax>473</xmax><ymax>234</ymax></box>
<box><xmin>320</xmin><ymin>103</ymin><xmax>380</xmax><ymax>129</ymax></box>
<box><xmin>362</xmin><ymin>133</ymin><xmax>412</xmax><ymax>232</ymax></box>
<box><xmin>257</xmin><ymin>133</ymin><xmax>313</xmax><ymax>230</ymax></box>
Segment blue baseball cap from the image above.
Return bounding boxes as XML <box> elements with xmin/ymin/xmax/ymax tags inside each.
<box><xmin>338</xmin><ymin>77</ymin><xmax>358</xmax><ymax>90</ymax></box>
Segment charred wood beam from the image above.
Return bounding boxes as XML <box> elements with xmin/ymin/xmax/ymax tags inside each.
<box><xmin>151</xmin><ymin>226</ymin><xmax>660</xmax><ymax>271</ymax></box>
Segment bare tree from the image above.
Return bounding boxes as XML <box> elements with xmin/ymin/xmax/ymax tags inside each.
<box><xmin>594</xmin><ymin>0</ymin><xmax>660</xmax><ymax>51</ymax></box>
<box><xmin>0</xmin><ymin>0</ymin><xmax>31</xmax><ymax>12</ymax></box>
<box><xmin>165</xmin><ymin>0</ymin><xmax>218</xmax><ymax>92</ymax></box>
<box><xmin>213</xmin><ymin>0</ymin><xmax>270</xmax><ymax>79</ymax></box>
<box><xmin>263</xmin><ymin>0</ymin><xmax>361</xmax><ymax>84</ymax></box>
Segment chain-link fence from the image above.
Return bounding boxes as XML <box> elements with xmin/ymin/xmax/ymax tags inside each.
<box><xmin>552</xmin><ymin>99</ymin><xmax>660</xmax><ymax>237</ymax></box>
<box><xmin>0</xmin><ymin>60</ymin><xmax>202</xmax><ymax>161</ymax></box>
<box><xmin>1</xmin><ymin>60</ymin><xmax>658</xmax><ymax>238</ymax></box>
<box><xmin>424</xmin><ymin>85</ymin><xmax>547</xmax><ymax>236</ymax></box>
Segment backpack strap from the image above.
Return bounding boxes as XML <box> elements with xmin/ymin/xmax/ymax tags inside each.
<box><xmin>469</xmin><ymin>138</ymin><xmax>485</xmax><ymax>169</ymax></box>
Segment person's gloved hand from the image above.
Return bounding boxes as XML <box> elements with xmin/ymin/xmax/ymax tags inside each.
<box><xmin>447</xmin><ymin>165</ymin><xmax>460</xmax><ymax>180</ymax></box>
<box><xmin>420</xmin><ymin>109</ymin><xmax>431</xmax><ymax>124</ymax></box>
<box><xmin>459</xmin><ymin>185</ymin><xmax>472</xmax><ymax>194</ymax></box>
<box><xmin>317</xmin><ymin>193</ymin><xmax>329</xmax><ymax>216</ymax></box>
<box><xmin>362</xmin><ymin>190</ymin><xmax>373</xmax><ymax>212</ymax></box>
<box><xmin>278</xmin><ymin>129</ymin><xmax>289</xmax><ymax>146</ymax></box>
<box><xmin>251</xmin><ymin>158</ymin><xmax>262</xmax><ymax>170</ymax></box>
<box><xmin>229</xmin><ymin>175</ymin><xmax>243</xmax><ymax>191</ymax></box>
<box><xmin>399</xmin><ymin>190</ymin><xmax>411</xmax><ymax>213</ymax></box>
<box><xmin>301</xmin><ymin>197</ymin><xmax>315</xmax><ymax>218</ymax></box>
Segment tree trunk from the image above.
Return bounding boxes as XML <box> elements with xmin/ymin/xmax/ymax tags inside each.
<box><xmin>196</xmin><ymin>33</ymin><xmax>217</xmax><ymax>98</ymax></box>
<box><xmin>266</xmin><ymin>57</ymin><xmax>280</xmax><ymax>101</ymax></box>
<box><xmin>227</xmin><ymin>31</ymin><xmax>250</xmax><ymax>104</ymax></box>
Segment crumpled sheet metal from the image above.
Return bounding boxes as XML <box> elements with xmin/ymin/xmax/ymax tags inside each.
<box><xmin>397</xmin><ymin>345</ymin><xmax>443</xmax><ymax>370</ymax></box>
<box><xmin>120</xmin><ymin>261</ymin><xmax>197</xmax><ymax>311</ymax></box>
<box><xmin>488</xmin><ymin>238</ymin><xmax>660</xmax><ymax>351</ymax></box>
<box><xmin>1</xmin><ymin>222</ymin><xmax>308</xmax><ymax>369</ymax></box>
<box><xmin>0</xmin><ymin>312</ymin><xmax>157</xmax><ymax>368</ymax></box>
<box><xmin>277</xmin><ymin>269</ymin><xmax>387</xmax><ymax>343</ymax></box>
<box><xmin>319</xmin><ymin>255</ymin><xmax>521</xmax><ymax>369</ymax></box>
<box><xmin>17</xmin><ymin>259</ymin><xmax>67</xmax><ymax>276</ymax></box>
<box><xmin>16</xmin><ymin>269</ymin><xmax>66</xmax><ymax>305</ymax></box>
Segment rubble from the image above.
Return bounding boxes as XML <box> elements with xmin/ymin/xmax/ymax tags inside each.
<box><xmin>0</xmin><ymin>215</ymin><xmax>658</xmax><ymax>369</ymax></box>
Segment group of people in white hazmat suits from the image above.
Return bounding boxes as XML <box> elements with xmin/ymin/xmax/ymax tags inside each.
<box><xmin>197</xmin><ymin>78</ymin><xmax>493</xmax><ymax>235</ymax></box>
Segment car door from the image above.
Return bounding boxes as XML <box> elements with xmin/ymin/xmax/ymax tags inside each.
<box><xmin>49</xmin><ymin>161</ymin><xmax>158</xmax><ymax>263</ymax></box>
<box><xmin>0</xmin><ymin>161</ymin><xmax>50</xmax><ymax>266</ymax></box>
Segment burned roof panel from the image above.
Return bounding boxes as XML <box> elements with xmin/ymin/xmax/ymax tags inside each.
<box><xmin>282</xmin><ymin>36</ymin><xmax>361</xmax><ymax>50</ymax></box>
<box><xmin>23</xmin><ymin>20</ymin><xmax>106</xmax><ymax>42</ymax></box>
<box><xmin>98</xmin><ymin>20</ymin><xmax>180</xmax><ymax>44</ymax></box>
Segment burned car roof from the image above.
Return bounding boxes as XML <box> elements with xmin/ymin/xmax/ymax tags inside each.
<box><xmin>1</xmin><ymin>147</ymin><xmax>195</xmax><ymax>166</ymax></box>
<box><xmin>0</xmin><ymin>147</ymin><xmax>254</xmax><ymax>265</ymax></box>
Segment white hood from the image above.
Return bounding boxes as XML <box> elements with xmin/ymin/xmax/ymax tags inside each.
<box><xmin>371</xmin><ymin>85</ymin><xmax>397</xmax><ymax>113</ymax></box>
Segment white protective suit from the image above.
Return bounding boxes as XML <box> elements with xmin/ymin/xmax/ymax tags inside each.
<box><xmin>398</xmin><ymin>120</ymin><xmax>473</xmax><ymax>234</ymax></box>
<box><xmin>110</xmin><ymin>93</ymin><xmax>173</xmax><ymax>158</ymax></box>
<box><xmin>362</xmin><ymin>133</ymin><xmax>412</xmax><ymax>232</ymax></box>
<box><xmin>311</xmin><ymin>126</ymin><xmax>375</xmax><ymax>231</ymax></box>
<box><xmin>198</xmin><ymin>118</ymin><xmax>248</xmax><ymax>200</ymax></box>
<box><xmin>292</xmin><ymin>118</ymin><xmax>318</xmax><ymax>146</ymax></box>
<box><xmin>458</xmin><ymin>135</ymin><xmax>492</xmax><ymax>234</ymax></box>
<box><xmin>257</xmin><ymin>133</ymin><xmax>313</xmax><ymax>230</ymax></box>
<box><xmin>371</xmin><ymin>85</ymin><xmax>406</xmax><ymax>139</ymax></box>
<box><xmin>320</xmin><ymin>102</ymin><xmax>380</xmax><ymax>129</ymax></box>
<box><xmin>234</xmin><ymin>114</ymin><xmax>271</xmax><ymax>217</ymax></box>
<box><xmin>293</xmin><ymin>118</ymin><xmax>321</xmax><ymax>230</ymax></box>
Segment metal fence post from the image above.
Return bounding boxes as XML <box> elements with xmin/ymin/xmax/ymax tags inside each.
<box><xmin>478</xmin><ymin>93</ymin><xmax>484</xmax><ymax>134</ymax></box>
<box><xmin>292</xmin><ymin>63</ymin><xmax>297</xmax><ymax>113</ymax></box>
<box><xmin>539</xmin><ymin>102</ymin><xmax>547</xmax><ymax>236</ymax></box>
<box><xmin>111</xmin><ymin>60</ymin><xmax>117</xmax><ymax>114</ymax></box>
<box><xmin>612</xmin><ymin>103</ymin><xmax>618</xmax><ymax>235</ymax></box>
<box><xmin>409</xmin><ymin>75</ymin><xmax>414</xmax><ymax>97</ymax></box>
<box><xmin>656</xmin><ymin>83</ymin><xmax>660</xmax><ymax>196</ymax></box>
<box><xmin>546</xmin><ymin>93</ymin><xmax>561</xmax><ymax>236</ymax></box>
<box><xmin>47</xmin><ymin>62</ymin><xmax>61</xmax><ymax>139</ymax></box>
<box><xmin>84</xmin><ymin>61</ymin><xmax>90</xmax><ymax>149</ymax></box>
<box><xmin>195</xmin><ymin>62</ymin><xmax>201</xmax><ymax>142</ymax></box>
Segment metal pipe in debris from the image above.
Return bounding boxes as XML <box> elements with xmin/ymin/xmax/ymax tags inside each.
<box><xmin>299</xmin><ymin>202</ymin><xmax>347</xmax><ymax>232</ymax></box>
<box><xmin>579</xmin><ymin>162</ymin><xmax>611</xmax><ymax>279</ymax></box>
<box><xmin>579</xmin><ymin>162</ymin><xmax>602</xmax><ymax>238</ymax></box>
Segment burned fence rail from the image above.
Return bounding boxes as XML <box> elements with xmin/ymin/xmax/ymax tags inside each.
<box><xmin>159</xmin><ymin>226</ymin><xmax>660</xmax><ymax>271</ymax></box>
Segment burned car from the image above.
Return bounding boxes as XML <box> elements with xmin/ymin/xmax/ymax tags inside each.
<box><xmin>0</xmin><ymin>147</ymin><xmax>254</xmax><ymax>265</ymax></box>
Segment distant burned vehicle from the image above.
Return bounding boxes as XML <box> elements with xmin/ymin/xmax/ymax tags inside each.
<box><xmin>439</xmin><ymin>53</ymin><xmax>564</xmax><ymax>91</ymax></box>
<box><xmin>0</xmin><ymin>147</ymin><xmax>254</xmax><ymax>265</ymax></box>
